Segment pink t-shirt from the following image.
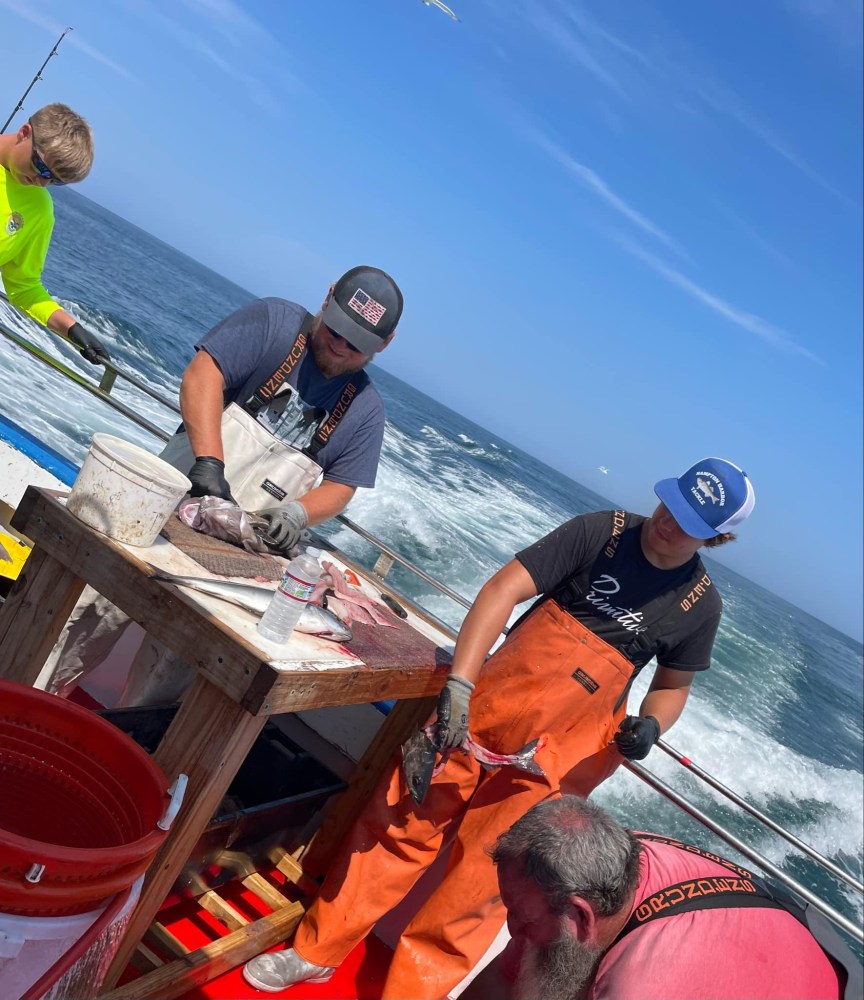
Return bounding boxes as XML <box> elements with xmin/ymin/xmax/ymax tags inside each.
<box><xmin>589</xmin><ymin>838</ymin><xmax>841</xmax><ymax>1000</ymax></box>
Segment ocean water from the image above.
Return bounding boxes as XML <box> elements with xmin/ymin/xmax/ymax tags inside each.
<box><xmin>1</xmin><ymin>189</ymin><xmax>861</xmax><ymax>945</ymax></box>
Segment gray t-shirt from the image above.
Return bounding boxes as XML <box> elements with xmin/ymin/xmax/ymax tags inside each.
<box><xmin>196</xmin><ymin>297</ymin><xmax>385</xmax><ymax>488</ymax></box>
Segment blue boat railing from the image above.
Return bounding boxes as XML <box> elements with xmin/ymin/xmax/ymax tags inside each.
<box><xmin>1</xmin><ymin>311</ymin><xmax>861</xmax><ymax>943</ymax></box>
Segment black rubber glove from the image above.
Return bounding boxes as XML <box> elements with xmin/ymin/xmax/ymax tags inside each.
<box><xmin>253</xmin><ymin>501</ymin><xmax>308</xmax><ymax>553</ymax></box>
<box><xmin>614</xmin><ymin>715</ymin><xmax>661</xmax><ymax>760</ymax></box>
<box><xmin>188</xmin><ymin>456</ymin><xmax>236</xmax><ymax>503</ymax></box>
<box><xmin>67</xmin><ymin>322</ymin><xmax>110</xmax><ymax>365</ymax></box>
<box><xmin>434</xmin><ymin>675</ymin><xmax>475</xmax><ymax>750</ymax></box>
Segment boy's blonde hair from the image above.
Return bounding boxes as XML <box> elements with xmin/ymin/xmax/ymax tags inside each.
<box><xmin>29</xmin><ymin>103</ymin><xmax>94</xmax><ymax>183</ymax></box>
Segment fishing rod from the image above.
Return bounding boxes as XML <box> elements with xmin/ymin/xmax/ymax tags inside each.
<box><xmin>624</xmin><ymin>758</ymin><xmax>864</xmax><ymax>943</ymax></box>
<box><xmin>657</xmin><ymin>739</ymin><xmax>864</xmax><ymax>894</ymax></box>
<box><xmin>1</xmin><ymin>27</ymin><xmax>74</xmax><ymax>134</ymax></box>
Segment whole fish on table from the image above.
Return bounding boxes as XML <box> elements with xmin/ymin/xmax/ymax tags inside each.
<box><xmin>401</xmin><ymin>725</ymin><xmax>547</xmax><ymax>805</ymax></box>
<box><xmin>149</xmin><ymin>571</ymin><xmax>352</xmax><ymax>642</ymax></box>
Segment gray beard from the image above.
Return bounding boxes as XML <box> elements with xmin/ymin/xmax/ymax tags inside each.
<box><xmin>513</xmin><ymin>932</ymin><xmax>603</xmax><ymax>1000</ymax></box>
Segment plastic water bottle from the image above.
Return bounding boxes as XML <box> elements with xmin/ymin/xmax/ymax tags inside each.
<box><xmin>257</xmin><ymin>547</ymin><xmax>323</xmax><ymax>643</ymax></box>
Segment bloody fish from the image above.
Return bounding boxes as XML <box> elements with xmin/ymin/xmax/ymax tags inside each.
<box><xmin>401</xmin><ymin>726</ymin><xmax>547</xmax><ymax>806</ymax></box>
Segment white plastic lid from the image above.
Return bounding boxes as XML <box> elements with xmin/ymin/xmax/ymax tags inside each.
<box><xmin>91</xmin><ymin>433</ymin><xmax>192</xmax><ymax>491</ymax></box>
<box><xmin>305</xmin><ymin>546</ymin><xmax>322</xmax><ymax>558</ymax></box>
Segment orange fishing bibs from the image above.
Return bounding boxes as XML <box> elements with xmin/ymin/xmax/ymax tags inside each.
<box><xmin>470</xmin><ymin>599</ymin><xmax>634</xmax><ymax>792</ymax></box>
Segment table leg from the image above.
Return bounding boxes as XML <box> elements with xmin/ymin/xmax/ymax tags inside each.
<box><xmin>0</xmin><ymin>547</ymin><xmax>85</xmax><ymax>685</ymax></box>
<box><xmin>300</xmin><ymin>694</ymin><xmax>437</xmax><ymax>878</ymax></box>
<box><xmin>101</xmin><ymin>673</ymin><xmax>267</xmax><ymax>990</ymax></box>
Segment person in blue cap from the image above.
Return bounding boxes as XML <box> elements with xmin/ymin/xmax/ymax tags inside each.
<box><xmin>243</xmin><ymin>458</ymin><xmax>756</xmax><ymax>999</ymax></box>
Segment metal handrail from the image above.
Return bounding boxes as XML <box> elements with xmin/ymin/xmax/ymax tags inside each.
<box><xmin>334</xmin><ymin>513</ymin><xmax>476</xmax><ymax>613</ymax></box>
<box><xmin>657</xmin><ymin>740</ymin><xmax>864</xmax><ymax>894</ymax></box>
<box><xmin>1</xmin><ymin>316</ymin><xmax>860</xmax><ymax>919</ymax></box>
<box><xmin>0</xmin><ymin>318</ymin><xmax>176</xmax><ymax>440</ymax></box>
<box><xmin>624</xmin><ymin>759</ymin><xmax>864</xmax><ymax>943</ymax></box>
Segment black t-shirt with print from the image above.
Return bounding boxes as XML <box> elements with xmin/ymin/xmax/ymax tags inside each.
<box><xmin>516</xmin><ymin>511</ymin><xmax>722</xmax><ymax>675</ymax></box>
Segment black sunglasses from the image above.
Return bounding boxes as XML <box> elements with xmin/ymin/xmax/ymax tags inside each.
<box><xmin>324</xmin><ymin>323</ymin><xmax>363</xmax><ymax>354</ymax></box>
<box><xmin>28</xmin><ymin>121</ymin><xmax>65</xmax><ymax>185</ymax></box>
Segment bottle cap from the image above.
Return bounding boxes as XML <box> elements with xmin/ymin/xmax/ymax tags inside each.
<box><xmin>305</xmin><ymin>546</ymin><xmax>322</xmax><ymax>559</ymax></box>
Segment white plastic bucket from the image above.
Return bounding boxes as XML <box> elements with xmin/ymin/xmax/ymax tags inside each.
<box><xmin>0</xmin><ymin>877</ymin><xmax>142</xmax><ymax>1000</ymax></box>
<box><xmin>67</xmin><ymin>433</ymin><xmax>191</xmax><ymax>547</ymax></box>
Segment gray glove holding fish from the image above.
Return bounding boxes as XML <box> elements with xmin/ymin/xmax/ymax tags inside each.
<box><xmin>434</xmin><ymin>675</ymin><xmax>475</xmax><ymax>750</ymax></box>
<box><xmin>254</xmin><ymin>501</ymin><xmax>308</xmax><ymax>553</ymax></box>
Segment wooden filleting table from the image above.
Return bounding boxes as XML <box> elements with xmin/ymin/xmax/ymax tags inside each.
<box><xmin>0</xmin><ymin>487</ymin><xmax>451</xmax><ymax>991</ymax></box>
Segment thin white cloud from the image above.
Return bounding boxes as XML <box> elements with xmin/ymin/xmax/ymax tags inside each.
<box><xmin>125</xmin><ymin>3</ymin><xmax>306</xmax><ymax>112</ymax></box>
<box><xmin>713</xmin><ymin>201</ymin><xmax>800</xmax><ymax>273</ymax></box>
<box><xmin>177</xmin><ymin>0</ymin><xmax>273</xmax><ymax>46</ymax></box>
<box><xmin>490</xmin><ymin>0</ymin><xmax>858</xmax><ymax>209</ymax></box>
<box><xmin>617</xmin><ymin>237</ymin><xmax>823</xmax><ymax>364</ymax></box>
<box><xmin>0</xmin><ymin>2</ymin><xmax>137</xmax><ymax>82</ymax></box>
<box><xmin>525</xmin><ymin>8</ymin><xmax>627</xmax><ymax>96</ymax></box>
<box><xmin>520</xmin><ymin>122</ymin><xmax>689</xmax><ymax>258</ymax></box>
<box><xmin>696</xmin><ymin>84</ymin><xmax>859</xmax><ymax>210</ymax></box>
<box><xmin>189</xmin><ymin>39</ymin><xmax>288</xmax><ymax>115</ymax></box>
<box><xmin>784</xmin><ymin>0</ymin><xmax>864</xmax><ymax>51</ymax></box>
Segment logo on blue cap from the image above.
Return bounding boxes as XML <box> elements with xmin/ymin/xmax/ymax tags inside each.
<box><xmin>654</xmin><ymin>458</ymin><xmax>755</xmax><ymax>538</ymax></box>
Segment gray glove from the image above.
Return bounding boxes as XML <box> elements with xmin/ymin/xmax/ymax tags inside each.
<box><xmin>188</xmin><ymin>456</ymin><xmax>236</xmax><ymax>503</ymax></box>
<box><xmin>67</xmin><ymin>322</ymin><xmax>110</xmax><ymax>365</ymax></box>
<box><xmin>434</xmin><ymin>675</ymin><xmax>475</xmax><ymax>750</ymax></box>
<box><xmin>254</xmin><ymin>500</ymin><xmax>308</xmax><ymax>552</ymax></box>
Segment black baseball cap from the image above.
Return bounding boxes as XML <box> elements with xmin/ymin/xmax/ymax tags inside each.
<box><xmin>322</xmin><ymin>266</ymin><xmax>403</xmax><ymax>354</ymax></box>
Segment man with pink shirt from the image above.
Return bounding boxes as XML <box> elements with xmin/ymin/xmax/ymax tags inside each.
<box><xmin>463</xmin><ymin>796</ymin><xmax>857</xmax><ymax>1000</ymax></box>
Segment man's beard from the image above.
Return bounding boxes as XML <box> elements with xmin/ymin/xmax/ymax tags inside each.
<box><xmin>513</xmin><ymin>930</ymin><xmax>603</xmax><ymax>1000</ymax></box>
<box><xmin>310</xmin><ymin>326</ymin><xmax>372</xmax><ymax>378</ymax></box>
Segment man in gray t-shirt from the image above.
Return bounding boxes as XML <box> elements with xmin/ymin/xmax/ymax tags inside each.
<box><xmin>41</xmin><ymin>266</ymin><xmax>403</xmax><ymax>698</ymax></box>
<box><xmin>180</xmin><ymin>265</ymin><xmax>402</xmax><ymax>551</ymax></box>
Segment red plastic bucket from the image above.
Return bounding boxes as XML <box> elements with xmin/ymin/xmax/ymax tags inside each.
<box><xmin>0</xmin><ymin>681</ymin><xmax>171</xmax><ymax>916</ymax></box>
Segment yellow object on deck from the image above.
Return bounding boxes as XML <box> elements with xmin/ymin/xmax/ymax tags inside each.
<box><xmin>0</xmin><ymin>527</ymin><xmax>30</xmax><ymax>581</ymax></box>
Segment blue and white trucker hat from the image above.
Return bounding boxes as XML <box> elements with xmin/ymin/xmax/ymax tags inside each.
<box><xmin>654</xmin><ymin>458</ymin><xmax>755</xmax><ymax>538</ymax></box>
<box><xmin>322</xmin><ymin>266</ymin><xmax>403</xmax><ymax>355</ymax></box>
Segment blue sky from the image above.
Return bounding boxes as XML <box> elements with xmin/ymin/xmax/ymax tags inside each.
<box><xmin>1</xmin><ymin>0</ymin><xmax>861</xmax><ymax>640</ymax></box>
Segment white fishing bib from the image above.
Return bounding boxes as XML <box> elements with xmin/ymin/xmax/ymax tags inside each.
<box><xmin>160</xmin><ymin>403</ymin><xmax>323</xmax><ymax>511</ymax></box>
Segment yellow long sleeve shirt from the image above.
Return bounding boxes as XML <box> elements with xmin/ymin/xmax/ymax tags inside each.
<box><xmin>0</xmin><ymin>165</ymin><xmax>61</xmax><ymax>326</ymax></box>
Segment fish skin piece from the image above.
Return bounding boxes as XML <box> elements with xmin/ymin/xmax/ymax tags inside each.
<box><xmin>401</xmin><ymin>728</ymin><xmax>438</xmax><ymax>805</ymax></box>
<box><xmin>150</xmin><ymin>571</ymin><xmax>352</xmax><ymax>641</ymax></box>
<box><xmin>465</xmin><ymin>735</ymin><xmax>546</xmax><ymax>777</ymax></box>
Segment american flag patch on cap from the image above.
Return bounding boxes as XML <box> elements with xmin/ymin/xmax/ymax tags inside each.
<box><xmin>347</xmin><ymin>288</ymin><xmax>387</xmax><ymax>327</ymax></box>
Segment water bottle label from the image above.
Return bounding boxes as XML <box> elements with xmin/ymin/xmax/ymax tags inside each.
<box><xmin>278</xmin><ymin>571</ymin><xmax>316</xmax><ymax>602</ymax></box>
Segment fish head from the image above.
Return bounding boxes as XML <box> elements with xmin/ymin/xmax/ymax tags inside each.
<box><xmin>401</xmin><ymin>729</ymin><xmax>437</xmax><ymax>805</ymax></box>
<box><xmin>296</xmin><ymin>604</ymin><xmax>353</xmax><ymax>642</ymax></box>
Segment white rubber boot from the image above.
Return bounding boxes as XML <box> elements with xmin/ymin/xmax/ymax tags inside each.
<box><xmin>242</xmin><ymin>948</ymin><xmax>335</xmax><ymax>993</ymax></box>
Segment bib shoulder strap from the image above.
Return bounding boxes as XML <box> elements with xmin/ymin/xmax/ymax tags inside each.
<box><xmin>616</xmin><ymin>834</ymin><xmax>801</xmax><ymax>940</ymax></box>
<box><xmin>244</xmin><ymin>309</ymin><xmax>315</xmax><ymax>415</ymax></box>
<box><xmin>303</xmin><ymin>375</ymin><xmax>363</xmax><ymax>458</ymax></box>
<box><xmin>615</xmin><ymin>874</ymin><xmax>789</xmax><ymax>942</ymax></box>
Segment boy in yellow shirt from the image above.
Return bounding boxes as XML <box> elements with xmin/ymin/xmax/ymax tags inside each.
<box><xmin>0</xmin><ymin>102</ymin><xmax>108</xmax><ymax>364</ymax></box>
